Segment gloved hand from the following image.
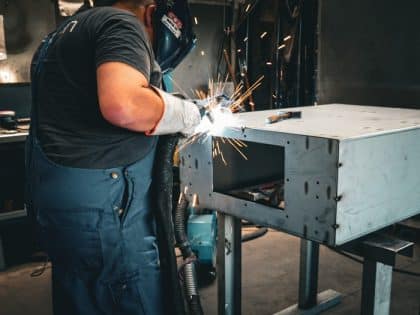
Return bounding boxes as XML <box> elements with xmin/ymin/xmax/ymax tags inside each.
<box><xmin>148</xmin><ymin>86</ymin><xmax>201</xmax><ymax>136</ymax></box>
<box><xmin>190</xmin><ymin>94</ymin><xmax>232</xmax><ymax>124</ymax></box>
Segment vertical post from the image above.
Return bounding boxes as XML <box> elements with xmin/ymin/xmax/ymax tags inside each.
<box><xmin>298</xmin><ymin>239</ymin><xmax>320</xmax><ymax>309</ymax></box>
<box><xmin>217</xmin><ymin>213</ymin><xmax>242</xmax><ymax>315</ymax></box>
<box><xmin>0</xmin><ymin>235</ymin><xmax>5</xmax><ymax>270</ymax></box>
<box><xmin>230</xmin><ymin>0</ymin><xmax>239</xmax><ymax>79</ymax></box>
<box><xmin>361</xmin><ymin>260</ymin><xmax>393</xmax><ymax>315</ymax></box>
<box><xmin>217</xmin><ymin>213</ymin><xmax>226</xmax><ymax>315</ymax></box>
<box><xmin>273</xmin><ymin>3</ymin><xmax>282</xmax><ymax>109</ymax></box>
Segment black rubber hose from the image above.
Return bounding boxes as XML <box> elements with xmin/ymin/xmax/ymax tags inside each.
<box><xmin>154</xmin><ymin>134</ymin><xmax>204</xmax><ymax>315</ymax></box>
<box><xmin>175</xmin><ymin>190</ymin><xmax>194</xmax><ymax>258</ymax></box>
<box><xmin>242</xmin><ymin>227</ymin><xmax>268</xmax><ymax>243</ymax></box>
<box><xmin>153</xmin><ymin>135</ymin><xmax>186</xmax><ymax>315</ymax></box>
<box><xmin>174</xmin><ymin>190</ymin><xmax>204</xmax><ymax>315</ymax></box>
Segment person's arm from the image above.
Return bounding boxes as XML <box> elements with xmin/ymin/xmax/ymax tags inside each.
<box><xmin>97</xmin><ymin>61</ymin><xmax>201</xmax><ymax>135</ymax></box>
<box><xmin>97</xmin><ymin>61</ymin><xmax>164</xmax><ymax>132</ymax></box>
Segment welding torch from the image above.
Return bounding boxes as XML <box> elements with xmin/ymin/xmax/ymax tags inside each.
<box><xmin>194</xmin><ymin>94</ymin><xmax>232</xmax><ymax>124</ymax></box>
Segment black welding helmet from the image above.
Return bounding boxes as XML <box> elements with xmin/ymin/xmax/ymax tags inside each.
<box><xmin>154</xmin><ymin>0</ymin><xmax>197</xmax><ymax>73</ymax></box>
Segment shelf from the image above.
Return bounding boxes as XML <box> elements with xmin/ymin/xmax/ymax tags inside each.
<box><xmin>0</xmin><ymin>209</ymin><xmax>27</xmax><ymax>222</ymax></box>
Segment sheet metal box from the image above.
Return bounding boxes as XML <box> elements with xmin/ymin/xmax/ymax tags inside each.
<box><xmin>179</xmin><ymin>104</ymin><xmax>420</xmax><ymax>246</ymax></box>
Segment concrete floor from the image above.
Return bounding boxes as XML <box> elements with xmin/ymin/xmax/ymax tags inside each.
<box><xmin>0</xmin><ymin>230</ymin><xmax>419</xmax><ymax>315</ymax></box>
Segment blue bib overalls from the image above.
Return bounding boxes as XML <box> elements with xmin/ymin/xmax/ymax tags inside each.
<box><xmin>26</xmin><ymin>26</ymin><xmax>165</xmax><ymax>315</ymax></box>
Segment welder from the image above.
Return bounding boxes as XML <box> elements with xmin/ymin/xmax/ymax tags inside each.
<box><xmin>25</xmin><ymin>0</ymin><xmax>199</xmax><ymax>314</ymax></box>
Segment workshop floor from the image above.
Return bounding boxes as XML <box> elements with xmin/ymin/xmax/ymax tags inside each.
<box><xmin>0</xmin><ymin>230</ymin><xmax>419</xmax><ymax>315</ymax></box>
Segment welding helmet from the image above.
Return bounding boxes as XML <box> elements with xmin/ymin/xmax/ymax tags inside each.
<box><xmin>154</xmin><ymin>0</ymin><xmax>197</xmax><ymax>73</ymax></box>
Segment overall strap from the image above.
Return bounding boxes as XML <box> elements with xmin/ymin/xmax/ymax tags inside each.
<box><xmin>30</xmin><ymin>20</ymin><xmax>73</xmax><ymax>138</ymax></box>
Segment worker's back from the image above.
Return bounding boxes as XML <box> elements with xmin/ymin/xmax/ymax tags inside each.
<box><xmin>32</xmin><ymin>6</ymin><xmax>161</xmax><ymax>168</ymax></box>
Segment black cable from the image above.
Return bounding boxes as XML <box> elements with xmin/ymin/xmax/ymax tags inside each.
<box><xmin>242</xmin><ymin>227</ymin><xmax>268</xmax><ymax>243</ymax></box>
<box><xmin>328</xmin><ymin>247</ymin><xmax>420</xmax><ymax>278</ymax></box>
<box><xmin>30</xmin><ymin>256</ymin><xmax>50</xmax><ymax>277</ymax></box>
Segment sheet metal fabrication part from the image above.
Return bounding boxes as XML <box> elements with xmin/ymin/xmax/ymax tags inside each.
<box><xmin>180</xmin><ymin>104</ymin><xmax>420</xmax><ymax>246</ymax></box>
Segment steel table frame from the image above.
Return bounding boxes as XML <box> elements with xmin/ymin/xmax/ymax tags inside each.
<box><xmin>179</xmin><ymin>105</ymin><xmax>420</xmax><ymax>314</ymax></box>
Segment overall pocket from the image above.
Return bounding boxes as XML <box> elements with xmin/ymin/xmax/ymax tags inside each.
<box><xmin>37</xmin><ymin>207</ymin><xmax>103</xmax><ymax>272</ymax></box>
<box><xmin>109</xmin><ymin>272</ymin><xmax>146</xmax><ymax>315</ymax></box>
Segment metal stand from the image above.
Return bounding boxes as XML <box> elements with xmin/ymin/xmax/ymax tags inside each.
<box><xmin>344</xmin><ymin>233</ymin><xmax>414</xmax><ymax>315</ymax></box>
<box><xmin>0</xmin><ymin>235</ymin><xmax>5</xmax><ymax>271</ymax></box>
<box><xmin>275</xmin><ymin>240</ymin><xmax>341</xmax><ymax>315</ymax></box>
<box><xmin>218</xmin><ymin>213</ymin><xmax>242</xmax><ymax>315</ymax></box>
<box><xmin>216</xmin><ymin>216</ymin><xmax>413</xmax><ymax>315</ymax></box>
<box><xmin>361</xmin><ymin>260</ymin><xmax>392</xmax><ymax>315</ymax></box>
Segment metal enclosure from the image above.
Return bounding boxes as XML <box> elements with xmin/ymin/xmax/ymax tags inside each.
<box><xmin>180</xmin><ymin>104</ymin><xmax>420</xmax><ymax>246</ymax></box>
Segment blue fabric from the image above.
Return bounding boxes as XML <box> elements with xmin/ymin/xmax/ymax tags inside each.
<box><xmin>27</xmin><ymin>28</ymin><xmax>165</xmax><ymax>314</ymax></box>
<box><xmin>27</xmin><ymin>138</ymin><xmax>165</xmax><ymax>315</ymax></box>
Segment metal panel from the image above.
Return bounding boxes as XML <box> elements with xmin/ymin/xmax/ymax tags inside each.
<box><xmin>180</xmin><ymin>127</ymin><xmax>339</xmax><ymax>244</ymax></box>
<box><xmin>220</xmin><ymin>104</ymin><xmax>420</xmax><ymax>140</ymax></box>
<box><xmin>336</xmin><ymin>128</ymin><xmax>420</xmax><ymax>244</ymax></box>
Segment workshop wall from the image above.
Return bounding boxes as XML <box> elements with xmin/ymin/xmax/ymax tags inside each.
<box><xmin>318</xmin><ymin>0</ymin><xmax>420</xmax><ymax>108</ymax></box>
<box><xmin>0</xmin><ymin>0</ymin><xmax>56</xmax><ymax>117</ymax></box>
<box><xmin>171</xmin><ymin>3</ymin><xmax>226</xmax><ymax>96</ymax></box>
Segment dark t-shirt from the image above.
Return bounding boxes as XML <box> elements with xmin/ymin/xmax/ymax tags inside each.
<box><xmin>34</xmin><ymin>7</ymin><xmax>161</xmax><ymax>168</ymax></box>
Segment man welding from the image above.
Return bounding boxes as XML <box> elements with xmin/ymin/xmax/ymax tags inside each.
<box><xmin>26</xmin><ymin>0</ymin><xmax>200</xmax><ymax>314</ymax></box>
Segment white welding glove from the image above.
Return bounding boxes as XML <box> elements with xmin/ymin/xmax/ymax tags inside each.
<box><xmin>148</xmin><ymin>86</ymin><xmax>201</xmax><ymax>136</ymax></box>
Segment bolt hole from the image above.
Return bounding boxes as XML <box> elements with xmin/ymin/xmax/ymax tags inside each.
<box><xmin>188</xmin><ymin>154</ymin><xmax>191</xmax><ymax>158</ymax></box>
<box><xmin>304</xmin><ymin>182</ymin><xmax>309</xmax><ymax>195</ymax></box>
<box><xmin>287</xmin><ymin>141</ymin><xmax>290</xmax><ymax>144</ymax></box>
<box><xmin>316</xmin><ymin>195</ymin><xmax>319</xmax><ymax>199</ymax></box>
<box><xmin>315</xmin><ymin>230</ymin><xmax>319</xmax><ymax>235</ymax></box>
<box><xmin>327</xmin><ymin>186</ymin><xmax>331</xmax><ymax>199</ymax></box>
<box><xmin>315</xmin><ymin>217</ymin><xmax>319</xmax><ymax>221</ymax></box>
<box><xmin>316</xmin><ymin>181</ymin><xmax>320</xmax><ymax>185</ymax></box>
<box><xmin>189</xmin><ymin>182</ymin><xmax>192</xmax><ymax>186</ymax></box>
<box><xmin>328</xmin><ymin>139</ymin><xmax>333</xmax><ymax>154</ymax></box>
<box><xmin>286</xmin><ymin>178</ymin><xmax>290</xmax><ymax>182</ymax></box>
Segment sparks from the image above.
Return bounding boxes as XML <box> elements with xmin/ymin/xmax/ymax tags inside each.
<box><xmin>260</xmin><ymin>32</ymin><xmax>268</xmax><ymax>39</ymax></box>
<box><xmin>245</xmin><ymin>3</ymin><xmax>251</xmax><ymax>12</ymax></box>
<box><xmin>194</xmin><ymin>17</ymin><xmax>199</xmax><ymax>25</ymax></box>
<box><xmin>283</xmin><ymin>35</ymin><xmax>292</xmax><ymax>41</ymax></box>
<box><xmin>175</xmin><ymin>75</ymin><xmax>265</xmax><ymax>166</ymax></box>
<box><xmin>278</xmin><ymin>44</ymin><xmax>286</xmax><ymax>50</ymax></box>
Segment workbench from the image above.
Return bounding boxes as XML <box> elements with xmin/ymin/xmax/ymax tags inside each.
<box><xmin>179</xmin><ymin>104</ymin><xmax>420</xmax><ymax>315</ymax></box>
